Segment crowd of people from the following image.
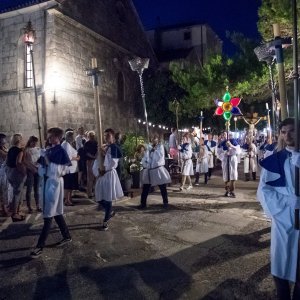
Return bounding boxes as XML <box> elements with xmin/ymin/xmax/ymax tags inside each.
<box><xmin>0</xmin><ymin>119</ymin><xmax>300</xmax><ymax>299</ymax></box>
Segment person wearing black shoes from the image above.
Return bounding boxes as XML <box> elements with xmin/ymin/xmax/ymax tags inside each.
<box><xmin>139</xmin><ymin>135</ymin><xmax>171</xmax><ymax>209</ymax></box>
<box><xmin>30</xmin><ymin>127</ymin><xmax>72</xmax><ymax>258</ymax></box>
<box><xmin>93</xmin><ymin>128</ymin><xmax>123</xmax><ymax>231</ymax></box>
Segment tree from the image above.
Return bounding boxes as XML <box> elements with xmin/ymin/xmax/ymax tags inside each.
<box><xmin>170</xmin><ymin>33</ymin><xmax>270</xmax><ymax>120</ymax></box>
<box><xmin>144</xmin><ymin>69</ymin><xmax>186</xmax><ymax>125</ymax></box>
<box><xmin>257</xmin><ymin>0</ymin><xmax>295</xmax><ymax>41</ymax></box>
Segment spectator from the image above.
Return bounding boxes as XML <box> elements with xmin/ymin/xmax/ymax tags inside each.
<box><xmin>24</xmin><ymin>136</ymin><xmax>41</xmax><ymax>213</ymax></box>
<box><xmin>6</xmin><ymin>134</ymin><xmax>27</xmax><ymax>221</ymax></box>
<box><xmin>75</xmin><ymin>126</ymin><xmax>86</xmax><ymax>150</ymax></box>
<box><xmin>0</xmin><ymin>133</ymin><xmax>10</xmax><ymax>216</ymax></box>
<box><xmin>84</xmin><ymin>131</ymin><xmax>98</xmax><ymax>198</ymax></box>
<box><xmin>169</xmin><ymin>127</ymin><xmax>178</xmax><ymax>159</ymax></box>
<box><xmin>61</xmin><ymin>131</ymin><xmax>80</xmax><ymax>206</ymax></box>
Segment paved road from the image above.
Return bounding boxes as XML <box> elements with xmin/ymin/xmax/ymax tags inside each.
<box><xmin>0</xmin><ymin>167</ymin><xmax>275</xmax><ymax>300</ymax></box>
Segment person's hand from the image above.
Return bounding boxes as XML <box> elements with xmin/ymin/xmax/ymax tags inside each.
<box><xmin>226</xmin><ymin>141</ymin><xmax>232</xmax><ymax>148</ymax></box>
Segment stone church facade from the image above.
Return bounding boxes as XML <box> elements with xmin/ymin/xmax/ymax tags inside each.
<box><xmin>0</xmin><ymin>0</ymin><xmax>156</xmax><ymax>140</ymax></box>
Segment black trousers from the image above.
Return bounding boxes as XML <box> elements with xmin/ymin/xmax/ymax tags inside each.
<box><xmin>141</xmin><ymin>184</ymin><xmax>168</xmax><ymax>207</ymax></box>
<box><xmin>100</xmin><ymin>200</ymin><xmax>112</xmax><ymax>222</ymax></box>
<box><xmin>37</xmin><ymin>215</ymin><xmax>71</xmax><ymax>248</ymax></box>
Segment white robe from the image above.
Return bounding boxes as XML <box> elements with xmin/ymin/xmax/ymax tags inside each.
<box><xmin>141</xmin><ymin>144</ymin><xmax>171</xmax><ymax>186</ymax></box>
<box><xmin>179</xmin><ymin>143</ymin><xmax>194</xmax><ymax>176</ymax></box>
<box><xmin>43</xmin><ymin>163</ymin><xmax>69</xmax><ymax>218</ymax></box>
<box><xmin>242</xmin><ymin>143</ymin><xmax>257</xmax><ymax>173</ymax></box>
<box><xmin>218</xmin><ymin>144</ymin><xmax>240</xmax><ymax>181</ymax></box>
<box><xmin>205</xmin><ymin>141</ymin><xmax>215</xmax><ymax>168</ymax></box>
<box><xmin>196</xmin><ymin>146</ymin><xmax>209</xmax><ymax>173</ymax></box>
<box><xmin>93</xmin><ymin>147</ymin><xmax>124</xmax><ymax>202</ymax></box>
<box><xmin>257</xmin><ymin>150</ymin><xmax>300</xmax><ymax>282</ymax></box>
<box><xmin>61</xmin><ymin>141</ymin><xmax>78</xmax><ymax>174</ymax></box>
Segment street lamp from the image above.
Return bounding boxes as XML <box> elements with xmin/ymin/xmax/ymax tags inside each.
<box><xmin>254</xmin><ymin>44</ymin><xmax>277</xmax><ymax>135</ymax></box>
<box><xmin>199</xmin><ymin>110</ymin><xmax>204</xmax><ymax>137</ymax></box>
<box><xmin>85</xmin><ymin>58</ymin><xmax>104</xmax><ymax>169</ymax></box>
<box><xmin>234</xmin><ymin>116</ymin><xmax>237</xmax><ymax>132</ymax></box>
<box><xmin>128</xmin><ymin>57</ymin><xmax>150</xmax><ymax>142</ymax></box>
<box><xmin>23</xmin><ymin>21</ymin><xmax>42</xmax><ymax>148</ymax></box>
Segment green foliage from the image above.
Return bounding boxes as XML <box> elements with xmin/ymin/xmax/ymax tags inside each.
<box><xmin>122</xmin><ymin>132</ymin><xmax>145</xmax><ymax>158</ymax></box>
<box><xmin>258</xmin><ymin>0</ymin><xmax>295</xmax><ymax>41</ymax></box>
<box><xmin>144</xmin><ymin>70</ymin><xmax>186</xmax><ymax>125</ymax></box>
<box><xmin>169</xmin><ymin>32</ymin><xmax>270</xmax><ymax>119</ymax></box>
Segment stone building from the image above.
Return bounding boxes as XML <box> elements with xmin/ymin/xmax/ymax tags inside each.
<box><xmin>147</xmin><ymin>22</ymin><xmax>222</xmax><ymax>68</ymax></box>
<box><xmin>0</xmin><ymin>0</ymin><xmax>156</xmax><ymax>140</ymax></box>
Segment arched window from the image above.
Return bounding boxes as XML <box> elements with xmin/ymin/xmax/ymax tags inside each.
<box><xmin>117</xmin><ymin>72</ymin><xmax>125</xmax><ymax>103</ymax></box>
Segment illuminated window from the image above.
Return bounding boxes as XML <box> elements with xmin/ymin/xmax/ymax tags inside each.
<box><xmin>25</xmin><ymin>44</ymin><xmax>33</xmax><ymax>88</ymax></box>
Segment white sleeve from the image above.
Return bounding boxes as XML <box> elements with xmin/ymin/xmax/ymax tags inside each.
<box><xmin>257</xmin><ymin>168</ymin><xmax>287</xmax><ymax>217</ymax></box>
<box><xmin>92</xmin><ymin>159</ymin><xmax>99</xmax><ymax>177</ymax></box>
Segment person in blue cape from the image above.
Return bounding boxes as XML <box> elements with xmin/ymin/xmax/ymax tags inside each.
<box><xmin>93</xmin><ymin>128</ymin><xmax>124</xmax><ymax>231</ymax></box>
<box><xmin>204</xmin><ymin>133</ymin><xmax>216</xmax><ymax>179</ymax></box>
<box><xmin>217</xmin><ymin>132</ymin><xmax>241</xmax><ymax>198</ymax></box>
<box><xmin>30</xmin><ymin>127</ymin><xmax>72</xmax><ymax>258</ymax></box>
<box><xmin>257</xmin><ymin>118</ymin><xmax>300</xmax><ymax>300</ymax></box>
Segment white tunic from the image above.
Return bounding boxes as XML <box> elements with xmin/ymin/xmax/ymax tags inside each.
<box><xmin>196</xmin><ymin>145</ymin><xmax>209</xmax><ymax>173</ymax></box>
<box><xmin>43</xmin><ymin>163</ymin><xmax>69</xmax><ymax>218</ymax></box>
<box><xmin>61</xmin><ymin>141</ymin><xmax>78</xmax><ymax>174</ymax></box>
<box><xmin>205</xmin><ymin>141</ymin><xmax>215</xmax><ymax>168</ymax></box>
<box><xmin>179</xmin><ymin>143</ymin><xmax>194</xmax><ymax>176</ymax></box>
<box><xmin>218</xmin><ymin>143</ymin><xmax>240</xmax><ymax>181</ymax></box>
<box><xmin>141</xmin><ymin>144</ymin><xmax>171</xmax><ymax>186</ymax></box>
<box><xmin>257</xmin><ymin>150</ymin><xmax>300</xmax><ymax>282</ymax></box>
<box><xmin>93</xmin><ymin>146</ymin><xmax>124</xmax><ymax>202</ymax></box>
<box><xmin>242</xmin><ymin>143</ymin><xmax>257</xmax><ymax>173</ymax></box>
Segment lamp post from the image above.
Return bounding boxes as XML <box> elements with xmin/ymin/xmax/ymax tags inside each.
<box><xmin>234</xmin><ymin>116</ymin><xmax>237</xmax><ymax>132</ymax></box>
<box><xmin>266</xmin><ymin>102</ymin><xmax>272</xmax><ymax>140</ymax></box>
<box><xmin>267</xmin><ymin>24</ymin><xmax>292</xmax><ymax>120</ymax></box>
<box><xmin>128</xmin><ymin>57</ymin><xmax>150</xmax><ymax>142</ymax></box>
<box><xmin>254</xmin><ymin>44</ymin><xmax>277</xmax><ymax>135</ymax></box>
<box><xmin>199</xmin><ymin>111</ymin><xmax>204</xmax><ymax>138</ymax></box>
<box><xmin>85</xmin><ymin>58</ymin><xmax>104</xmax><ymax>169</ymax></box>
<box><xmin>23</xmin><ymin>21</ymin><xmax>42</xmax><ymax>148</ymax></box>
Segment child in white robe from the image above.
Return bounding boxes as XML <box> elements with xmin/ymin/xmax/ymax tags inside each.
<box><xmin>93</xmin><ymin>128</ymin><xmax>123</xmax><ymax>231</ymax></box>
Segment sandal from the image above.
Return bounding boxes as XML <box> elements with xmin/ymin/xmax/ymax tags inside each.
<box><xmin>11</xmin><ymin>214</ymin><xmax>25</xmax><ymax>222</ymax></box>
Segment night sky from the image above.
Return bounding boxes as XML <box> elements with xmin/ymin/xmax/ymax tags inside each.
<box><xmin>133</xmin><ymin>0</ymin><xmax>262</xmax><ymax>55</ymax></box>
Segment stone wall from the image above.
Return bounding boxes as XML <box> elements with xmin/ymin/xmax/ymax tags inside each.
<box><xmin>0</xmin><ymin>0</ymin><xmax>155</xmax><ymax>141</ymax></box>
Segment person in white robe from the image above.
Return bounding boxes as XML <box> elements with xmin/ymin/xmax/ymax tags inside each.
<box><xmin>30</xmin><ymin>127</ymin><xmax>72</xmax><ymax>258</ymax></box>
<box><xmin>217</xmin><ymin>132</ymin><xmax>241</xmax><ymax>198</ymax></box>
<box><xmin>241</xmin><ymin>137</ymin><xmax>257</xmax><ymax>181</ymax></box>
<box><xmin>257</xmin><ymin>118</ymin><xmax>300</xmax><ymax>300</ymax></box>
<box><xmin>93</xmin><ymin>128</ymin><xmax>123</xmax><ymax>231</ymax></box>
<box><xmin>195</xmin><ymin>137</ymin><xmax>209</xmax><ymax>185</ymax></box>
<box><xmin>139</xmin><ymin>135</ymin><xmax>171</xmax><ymax>209</ymax></box>
<box><xmin>204</xmin><ymin>134</ymin><xmax>216</xmax><ymax>179</ymax></box>
<box><xmin>178</xmin><ymin>133</ymin><xmax>194</xmax><ymax>190</ymax></box>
